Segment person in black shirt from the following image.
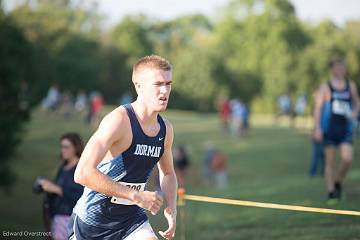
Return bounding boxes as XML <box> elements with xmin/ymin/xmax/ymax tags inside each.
<box><xmin>174</xmin><ymin>145</ymin><xmax>190</xmax><ymax>188</ymax></box>
<box><xmin>38</xmin><ymin>133</ymin><xmax>84</xmax><ymax>240</ymax></box>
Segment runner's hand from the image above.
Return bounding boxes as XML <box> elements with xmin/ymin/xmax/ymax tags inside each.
<box><xmin>313</xmin><ymin>128</ymin><xmax>323</xmax><ymax>142</ymax></box>
<box><xmin>159</xmin><ymin>207</ymin><xmax>176</xmax><ymax>240</ymax></box>
<box><xmin>133</xmin><ymin>191</ymin><xmax>163</xmax><ymax>215</ymax></box>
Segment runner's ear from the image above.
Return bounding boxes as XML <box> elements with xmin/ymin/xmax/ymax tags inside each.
<box><xmin>133</xmin><ymin>79</ymin><xmax>141</xmax><ymax>94</ymax></box>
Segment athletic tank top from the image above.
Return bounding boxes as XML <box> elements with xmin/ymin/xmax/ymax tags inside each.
<box><xmin>322</xmin><ymin>80</ymin><xmax>352</xmax><ymax>133</ymax></box>
<box><xmin>73</xmin><ymin>104</ymin><xmax>166</xmax><ymax>230</ymax></box>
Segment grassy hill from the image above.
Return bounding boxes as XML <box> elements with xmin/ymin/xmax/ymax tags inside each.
<box><xmin>1</xmin><ymin>107</ymin><xmax>360</xmax><ymax>239</ymax></box>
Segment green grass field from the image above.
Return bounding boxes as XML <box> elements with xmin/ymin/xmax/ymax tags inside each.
<box><xmin>1</xmin><ymin>107</ymin><xmax>360</xmax><ymax>239</ymax></box>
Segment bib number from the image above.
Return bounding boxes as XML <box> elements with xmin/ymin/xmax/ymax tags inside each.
<box><xmin>110</xmin><ymin>182</ymin><xmax>145</xmax><ymax>205</ymax></box>
<box><xmin>332</xmin><ymin>100</ymin><xmax>351</xmax><ymax>116</ymax></box>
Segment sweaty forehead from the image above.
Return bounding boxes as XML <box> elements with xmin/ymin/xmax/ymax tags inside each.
<box><xmin>332</xmin><ymin>61</ymin><xmax>346</xmax><ymax>67</ymax></box>
<box><xmin>140</xmin><ymin>69</ymin><xmax>172</xmax><ymax>82</ymax></box>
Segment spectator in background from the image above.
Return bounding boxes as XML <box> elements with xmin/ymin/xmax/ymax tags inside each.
<box><xmin>230</xmin><ymin>99</ymin><xmax>246</xmax><ymax>137</ymax></box>
<box><xmin>37</xmin><ymin>133</ymin><xmax>84</xmax><ymax>240</ymax></box>
<box><xmin>309</xmin><ymin>136</ymin><xmax>324</xmax><ymax>177</ymax></box>
<box><xmin>211</xmin><ymin>150</ymin><xmax>228</xmax><ymax>189</ymax></box>
<box><xmin>278</xmin><ymin>93</ymin><xmax>292</xmax><ymax>115</ymax></box>
<box><xmin>218</xmin><ymin>96</ymin><xmax>231</xmax><ymax>134</ymax></box>
<box><xmin>240</xmin><ymin>102</ymin><xmax>250</xmax><ymax>137</ymax></box>
<box><xmin>295</xmin><ymin>95</ymin><xmax>307</xmax><ymax>116</ymax></box>
<box><xmin>60</xmin><ymin>91</ymin><xmax>73</xmax><ymax>119</ymax></box>
<box><xmin>293</xmin><ymin>95</ymin><xmax>307</xmax><ymax>127</ymax></box>
<box><xmin>89</xmin><ymin>91</ymin><xmax>104</xmax><ymax>128</ymax></box>
<box><xmin>276</xmin><ymin>92</ymin><xmax>293</xmax><ymax>126</ymax></box>
<box><xmin>42</xmin><ymin>84</ymin><xmax>61</xmax><ymax>112</ymax></box>
<box><xmin>202</xmin><ymin>143</ymin><xmax>228</xmax><ymax>188</ymax></box>
<box><xmin>202</xmin><ymin>142</ymin><xmax>215</xmax><ymax>185</ymax></box>
<box><xmin>173</xmin><ymin>145</ymin><xmax>190</xmax><ymax>188</ymax></box>
<box><xmin>75</xmin><ymin>90</ymin><xmax>88</xmax><ymax>114</ymax></box>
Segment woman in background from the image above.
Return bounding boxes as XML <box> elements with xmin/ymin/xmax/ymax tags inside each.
<box><xmin>38</xmin><ymin>133</ymin><xmax>84</xmax><ymax>240</ymax></box>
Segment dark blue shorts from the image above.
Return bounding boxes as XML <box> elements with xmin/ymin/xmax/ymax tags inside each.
<box><xmin>68</xmin><ymin>213</ymin><xmax>146</xmax><ymax>240</ymax></box>
<box><xmin>323</xmin><ymin>131</ymin><xmax>353</xmax><ymax>146</ymax></box>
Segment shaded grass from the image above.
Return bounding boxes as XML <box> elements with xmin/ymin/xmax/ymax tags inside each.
<box><xmin>0</xmin><ymin>107</ymin><xmax>360</xmax><ymax>239</ymax></box>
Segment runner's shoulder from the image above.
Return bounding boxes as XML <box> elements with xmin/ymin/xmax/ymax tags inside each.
<box><xmin>317</xmin><ymin>82</ymin><xmax>331</xmax><ymax>96</ymax></box>
<box><xmin>99</xmin><ymin>106</ymin><xmax>130</xmax><ymax>131</ymax></box>
<box><xmin>348</xmin><ymin>80</ymin><xmax>357</xmax><ymax>89</ymax></box>
<box><xmin>161</xmin><ymin>117</ymin><xmax>174</xmax><ymax>145</ymax></box>
<box><xmin>161</xmin><ymin>117</ymin><xmax>173</xmax><ymax>132</ymax></box>
<box><xmin>319</xmin><ymin>82</ymin><xmax>330</xmax><ymax>91</ymax></box>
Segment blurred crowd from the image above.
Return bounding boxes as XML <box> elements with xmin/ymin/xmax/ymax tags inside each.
<box><xmin>41</xmin><ymin>85</ymin><xmax>133</xmax><ymax>129</ymax></box>
<box><xmin>173</xmin><ymin>143</ymin><xmax>229</xmax><ymax>190</ymax></box>
<box><xmin>275</xmin><ymin>93</ymin><xmax>308</xmax><ymax>127</ymax></box>
<box><xmin>218</xmin><ymin>96</ymin><xmax>250</xmax><ymax>137</ymax></box>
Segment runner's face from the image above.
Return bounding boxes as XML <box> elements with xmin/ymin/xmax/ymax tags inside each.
<box><xmin>140</xmin><ymin>69</ymin><xmax>172</xmax><ymax>112</ymax></box>
<box><xmin>331</xmin><ymin>62</ymin><xmax>346</xmax><ymax>78</ymax></box>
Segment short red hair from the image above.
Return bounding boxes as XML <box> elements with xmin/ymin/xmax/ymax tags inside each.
<box><xmin>132</xmin><ymin>55</ymin><xmax>172</xmax><ymax>81</ymax></box>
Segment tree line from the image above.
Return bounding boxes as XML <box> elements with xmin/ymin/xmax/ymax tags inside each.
<box><xmin>3</xmin><ymin>0</ymin><xmax>360</xmax><ymax>110</ymax></box>
<box><xmin>1</xmin><ymin>0</ymin><xmax>360</xmax><ymax>188</ymax></box>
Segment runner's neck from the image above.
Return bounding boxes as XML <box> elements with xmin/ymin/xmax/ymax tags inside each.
<box><xmin>131</xmin><ymin>100</ymin><xmax>159</xmax><ymax>126</ymax></box>
<box><xmin>330</xmin><ymin>78</ymin><xmax>347</xmax><ymax>88</ymax></box>
<box><xmin>331</xmin><ymin>75</ymin><xmax>345</xmax><ymax>82</ymax></box>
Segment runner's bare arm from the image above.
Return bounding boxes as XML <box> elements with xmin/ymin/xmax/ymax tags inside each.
<box><xmin>158</xmin><ymin>120</ymin><xmax>177</xmax><ymax>239</ymax></box>
<box><xmin>75</xmin><ymin>108</ymin><xmax>163</xmax><ymax>214</ymax></box>
<box><xmin>350</xmin><ymin>81</ymin><xmax>360</xmax><ymax>117</ymax></box>
<box><xmin>313</xmin><ymin>84</ymin><xmax>328</xmax><ymax>141</ymax></box>
<box><xmin>74</xmin><ymin>109</ymin><xmax>137</xmax><ymax>201</ymax></box>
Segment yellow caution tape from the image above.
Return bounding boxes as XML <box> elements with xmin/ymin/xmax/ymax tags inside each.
<box><xmin>184</xmin><ymin>194</ymin><xmax>360</xmax><ymax>216</ymax></box>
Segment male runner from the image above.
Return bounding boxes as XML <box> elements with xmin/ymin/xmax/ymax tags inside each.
<box><xmin>69</xmin><ymin>55</ymin><xmax>177</xmax><ymax>239</ymax></box>
<box><xmin>313</xmin><ymin>57</ymin><xmax>360</xmax><ymax>203</ymax></box>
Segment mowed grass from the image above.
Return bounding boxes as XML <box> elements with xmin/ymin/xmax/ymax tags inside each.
<box><xmin>1</xmin><ymin>107</ymin><xmax>360</xmax><ymax>239</ymax></box>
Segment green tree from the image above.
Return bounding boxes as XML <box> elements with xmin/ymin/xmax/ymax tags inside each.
<box><xmin>10</xmin><ymin>0</ymin><xmax>104</xmax><ymax>98</ymax></box>
<box><xmin>111</xmin><ymin>15</ymin><xmax>153</xmax><ymax>67</ymax></box>
<box><xmin>148</xmin><ymin>14</ymin><xmax>212</xmax><ymax>59</ymax></box>
<box><xmin>97</xmin><ymin>45</ymin><xmax>134</xmax><ymax>103</ymax></box>
<box><xmin>0</xmin><ymin>11</ymin><xmax>36</xmax><ymax>190</ymax></box>
<box><xmin>148</xmin><ymin>15</ymin><xmax>217</xmax><ymax>110</ymax></box>
<box><xmin>212</xmin><ymin>0</ymin><xmax>309</xmax><ymax>112</ymax></box>
<box><xmin>54</xmin><ymin>33</ymin><xmax>102</xmax><ymax>92</ymax></box>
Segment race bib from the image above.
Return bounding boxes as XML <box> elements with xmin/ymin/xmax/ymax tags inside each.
<box><xmin>110</xmin><ymin>182</ymin><xmax>146</xmax><ymax>205</ymax></box>
<box><xmin>332</xmin><ymin>100</ymin><xmax>351</xmax><ymax>116</ymax></box>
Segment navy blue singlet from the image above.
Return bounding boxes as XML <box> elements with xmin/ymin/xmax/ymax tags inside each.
<box><xmin>70</xmin><ymin>104</ymin><xmax>166</xmax><ymax>239</ymax></box>
<box><xmin>322</xmin><ymin>80</ymin><xmax>353</xmax><ymax>146</ymax></box>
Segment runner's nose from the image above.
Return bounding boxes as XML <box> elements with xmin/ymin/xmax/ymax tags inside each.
<box><xmin>160</xmin><ymin>85</ymin><xmax>167</xmax><ymax>94</ymax></box>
